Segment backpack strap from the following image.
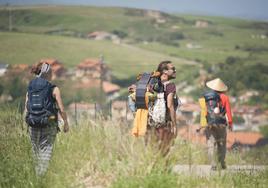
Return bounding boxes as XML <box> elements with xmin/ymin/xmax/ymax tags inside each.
<box><xmin>136</xmin><ymin>73</ymin><xmax>151</xmax><ymax>109</ymax></box>
<box><xmin>162</xmin><ymin>81</ymin><xmax>170</xmax><ymax>92</ymax></box>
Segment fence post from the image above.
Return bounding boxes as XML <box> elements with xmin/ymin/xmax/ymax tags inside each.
<box><xmin>125</xmin><ymin>99</ymin><xmax>128</xmax><ymax>122</ymax></box>
<box><xmin>94</xmin><ymin>103</ymin><xmax>97</xmax><ymax>121</ymax></box>
<box><xmin>75</xmin><ymin>101</ymin><xmax>78</xmax><ymax>126</ymax></box>
<box><xmin>110</xmin><ymin>100</ymin><xmax>113</xmax><ymax>120</ymax></box>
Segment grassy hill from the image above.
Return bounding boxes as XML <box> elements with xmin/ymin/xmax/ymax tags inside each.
<box><xmin>0</xmin><ymin>32</ymin><xmax>197</xmax><ymax>79</ymax></box>
<box><xmin>0</xmin><ymin>5</ymin><xmax>268</xmax><ymax>104</ymax></box>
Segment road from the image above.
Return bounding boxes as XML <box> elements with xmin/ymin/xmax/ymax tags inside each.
<box><xmin>173</xmin><ymin>164</ymin><xmax>267</xmax><ymax>177</ymax></box>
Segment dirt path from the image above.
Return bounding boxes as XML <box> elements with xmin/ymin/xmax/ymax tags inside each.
<box><xmin>173</xmin><ymin>165</ymin><xmax>267</xmax><ymax>177</ymax></box>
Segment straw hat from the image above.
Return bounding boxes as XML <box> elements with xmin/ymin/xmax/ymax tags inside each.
<box><xmin>206</xmin><ymin>78</ymin><xmax>228</xmax><ymax>92</ymax></box>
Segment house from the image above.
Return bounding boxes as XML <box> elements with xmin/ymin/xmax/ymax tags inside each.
<box><xmin>146</xmin><ymin>10</ymin><xmax>166</xmax><ymax>23</ymax></box>
<box><xmin>233</xmin><ymin>105</ymin><xmax>263</xmax><ymax>128</ymax></box>
<box><xmin>103</xmin><ymin>81</ymin><xmax>120</xmax><ymax>101</ymax></box>
<box><xmin>195</xmin><ymin>20</ymin><xmax>209</xmax><ymax>28</ymax></box>
<box><xmin>39</xmin><ymin>59</ymin><xmax>66</xmax><ymax>80</ymax></box>
<box><xmin>9</xmin><ymin>64</ymin><xmax>31</xmax><ymax>81</ymax></box>
<box><xmin>239</xmin><ymin>90</ymin><xmax>259</xmax><ymax>103</ymax></box>
<box><xmin>0</xmin><ymin>63</ymin><xmax>8</xmax><ymax>77</ymax></box>
<box><xmin>186</xmin><ymin>43</ymin><xmax>202</xmax><ymax>49</ymax></box>
<box><xmin>87</xmin><ymin>31</ymin><xmax>120</xmax><ymax>44</ymax></box>
<box><xmin>11</xmin><ymin>64</ymin><xmax>29</xmax><ymax>72</ymax></box>
<box><xmin>75</xmin><ymin>58</ymin><xmax>111</xmax><ymax>81</ymax></box>
<box><xmin>177</xmin><ymin>103</ymin><xmax>200</xmax><ymax>125</ymax></box>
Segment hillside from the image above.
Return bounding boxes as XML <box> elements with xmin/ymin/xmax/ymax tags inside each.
<box><xmin>0</xmin><ymin>32</ymin><xmax>197</xmax><ymax>79</ymax></box>
<box><xmin>0</xmin><ymin>5</ymin><xmax>268</xmax><ymax>104</ymax></box>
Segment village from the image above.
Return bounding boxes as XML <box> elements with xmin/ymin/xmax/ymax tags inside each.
<box><xmin>1</xmin><ymin>55</ymin><xmax>268</xmax><ymax>153</ymax></box>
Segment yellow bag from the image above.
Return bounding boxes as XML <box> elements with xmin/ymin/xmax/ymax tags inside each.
<box><xmin>198</xmin><ymin>97</ymin><xmax>207</xmax><ymax>127</ymax></box>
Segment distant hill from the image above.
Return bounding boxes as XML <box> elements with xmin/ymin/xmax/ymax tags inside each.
<box><xmin>0</xmin><ymin>5</ymin><xmax>267</xmax><ymax>105</ymax></box>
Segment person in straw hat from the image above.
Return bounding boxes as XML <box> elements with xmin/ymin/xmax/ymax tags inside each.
<box><xmin>200</xmin><ymin>78</ymin><xmax>233</xmax><ymax>170</ymax></box>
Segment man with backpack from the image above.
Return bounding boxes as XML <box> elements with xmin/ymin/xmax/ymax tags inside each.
<box><xmin>200</xmin><ymin>78</ymin><xmax>233</xmax><ymax>170</ymax></box>
<box><xmin>130</xmin><ymin>61</ymin><xmax>179</xmax><ymax>155</ymax></box>
<box><xmin>24</xmin><ymin>61</ymin><xmax>69</xmax><ymax>176</ymax></box>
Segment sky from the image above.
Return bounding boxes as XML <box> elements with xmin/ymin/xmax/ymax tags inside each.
<box><xmin>1</xmin><ymin>0</ymin><xmax>268</xmax><ymax>21</ymax></box>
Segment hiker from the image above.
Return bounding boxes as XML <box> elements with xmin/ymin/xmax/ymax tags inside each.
<box><xmin>155</xmin><ymin>61</ymin><xmax>178</xmax><ymax>150</ymax></box>
<box><xmin>200</xmin><ymin>78</ymin><xmax>233</xmax><ymax>170</ymax></box>
<box><xmin>130</xmin><ymin>61</ymin><xmax>179</xmax><ymax>154</ymax></box>
<box><xmin>24</xmin><ymin>61</ymin><xmax>69</xmax><ymax>176</ymax></box>
<box><xmin>151</xmin><ymin>61</ymin><xmax>179</xmax><ymax>153</ymax></box>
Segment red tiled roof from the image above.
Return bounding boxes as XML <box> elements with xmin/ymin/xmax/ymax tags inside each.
<box><xmin>178</xmin><ymin>125</ymin><xmax>264</xmax><ymax>149</ymax></box>
<box><xmin>102</xmin><ymin>81</ymin><xmax>120</xmax><ymax>93</ymax></box>
<box><xmin>40</xmin><ymin>58</ymin><xmax>59</xmax><ymax>66</ymax></box>
<box><xmin>77</xmin><ymin>59</ymin><xmax>100</xmax><ymax>69</ymax></box>
<box><xmin>12</xmin><ymin>64</ymin><xmax>29</xmax><ymax>70</ymax></box>
<box><xmin>226</xmin><ymin>132</ymin><xmax>263</xmax><ymax>148</ymax></box>
<box><xmin>87</xmin><ymin>31</ymin><xmax>109</xmax><ymax>38</ymax></box>
<box><xmin>52</xmin><ymin>64</ymin><xmax>63</xmax><ymax>72</ymax></box>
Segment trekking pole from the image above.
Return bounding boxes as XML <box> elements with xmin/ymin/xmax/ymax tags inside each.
<box><xmin>75</xmin><ymin>101</ymin><xmax>78</xmax><ymax>126</ymax></box>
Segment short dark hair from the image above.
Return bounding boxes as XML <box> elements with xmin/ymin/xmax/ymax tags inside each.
<box><xmin>157</xmin><ymin>60</ymin><xmax>172</xmax><ymax>74</ymax></box>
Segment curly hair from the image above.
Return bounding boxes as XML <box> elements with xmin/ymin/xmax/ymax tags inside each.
<box><xmin>157</xmin><ymin>60</ymin><xmax>172</xmax><ymax>75</ymax></box>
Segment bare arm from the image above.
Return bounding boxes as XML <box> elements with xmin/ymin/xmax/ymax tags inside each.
<box><xmin>167</xmin><ymin>92</ymin><xmax>177</xmax><ymax>135</ymax></box>
<box><xmin>53</xmin><ymin>87</ymin><xmax>69</xmax><ymax>132</ymax></box>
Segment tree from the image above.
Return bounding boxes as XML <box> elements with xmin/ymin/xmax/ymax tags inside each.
<box><xmin>260</xmin><ymin>126</ymin><xmax>268</xmax><ymax>138</ymax></box>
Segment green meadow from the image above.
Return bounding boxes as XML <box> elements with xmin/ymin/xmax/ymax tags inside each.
<box><xmin>0</xmin><ymin>106</ymin><xmax>268</xmax><ymax>188</ymax></box>
<box><xmin>0</xmin><ymin>32</ymin><xmax>196</xmax><ymax>79</ymax></box>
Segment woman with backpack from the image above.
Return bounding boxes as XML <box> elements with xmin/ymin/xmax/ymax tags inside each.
<box><xmin>24</xmin><ymin>61</ymin><xmax>69</xmax><ymax>176</ymax></box>
<box><xmin>202</xmin><ymin>78</ymin><xmax>233</xmax><ymax>170</ymax></box>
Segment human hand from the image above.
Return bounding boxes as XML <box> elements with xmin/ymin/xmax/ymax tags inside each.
<box><xmin>64</xmin><ymin>123</ymin><xmax>69</xmax><ymax>133</ymax></box>
<box><xmin>228</xmin><ymin>125</ymin><xmax>233</xmax><ymax>132</ymax></box>
<box><xmin>171</xmin><ymin>125</ymin><xmax>177</xmax><ymax>137</ymax></box>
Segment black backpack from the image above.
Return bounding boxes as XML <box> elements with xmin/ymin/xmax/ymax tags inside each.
<box><xmin>204</xmin><ymin>90</ymin><xmax>226</xmax><ymax>125</ymax></box>
<box><xmin>135</xmin><ymin>72</ymin><xmax>161</xmax><ymax>109</ymax></box>
<box><xmin>26</xmin><ymin>77</ymin><xmax>57</xmax><ymax>127</ymax></box>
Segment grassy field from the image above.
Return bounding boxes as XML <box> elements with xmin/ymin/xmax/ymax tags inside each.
<box><xmin>0</xmin><ymin>106</ymin><xmax>268</xmax><ymax>188</ymax></box>
<box><xmin>0</xmin><ymin>32</ymin><xmax>196</xmax><ymax>79</ymax></box>
<box><xmin>0</xmin><ymin>5</ymin><xmax>267</xmax><ymax>79</ymax></box>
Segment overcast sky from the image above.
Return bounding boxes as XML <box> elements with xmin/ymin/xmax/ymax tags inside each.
<box><xmin>2</xmin><ymin>0</ymin><xmax>268</xmax><ymax>21</ymax></box>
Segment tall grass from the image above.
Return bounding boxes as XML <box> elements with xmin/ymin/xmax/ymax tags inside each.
<box><xmin>0</xmin><ymin>106</ymin><xmax>267</xmax><ymax>187</ymax></box>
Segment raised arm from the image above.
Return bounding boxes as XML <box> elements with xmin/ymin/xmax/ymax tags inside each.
<box><xmin>53</xmin><ymin>87</ymin><xmax>69</xmax><ymax>133</ymax></box>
